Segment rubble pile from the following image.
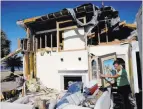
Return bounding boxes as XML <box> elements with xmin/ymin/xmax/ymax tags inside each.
<box><xmin>10</xmin><ymin>79</ymin><xmax>104</xmax><ymax>109</ymax></box>
<box><xmin>12</xmin><ymin>78</ymin><xmax>59</xmax><ymax>106</ymax></box>
<box><xmin>48</xmin><ymin>81</ymin><xmax>104</xmax><ymax>109</ymax></box>
<box><xmin>26</xmin><ymin>79</ymin><xmax>40</xmax><ymax>93</ymax></box>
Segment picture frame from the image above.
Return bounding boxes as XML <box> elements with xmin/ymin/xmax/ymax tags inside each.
<box><xmin>99</xmin><ymin>52</ymin><xmax>117</xmax><ymax>88</ymax></box>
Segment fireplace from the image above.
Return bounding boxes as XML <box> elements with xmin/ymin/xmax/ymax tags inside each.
<box><xmin>64</xmin><ymin>76</ymin><xmax>82</xmax><ymax>90</ymax></box>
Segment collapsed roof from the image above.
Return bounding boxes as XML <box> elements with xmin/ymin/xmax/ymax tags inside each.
<box><xmin>17</xmin><ymin>4</ymin><xmax>120</xmax><ymax>32</ymax></box>
<box><xmin>17</xmin><ymin>3</ymin><xmax>137</xmax><ymax>43</ymax></box>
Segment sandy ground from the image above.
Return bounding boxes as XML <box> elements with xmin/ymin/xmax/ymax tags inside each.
<box><xmin>0</xmin><ymin>71</ymin><xmax>23</xmax><ymax>82</ymax></box>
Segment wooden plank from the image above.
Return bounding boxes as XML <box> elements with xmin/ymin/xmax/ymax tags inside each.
<box><xmin>118</xmin><ymin>21</ymin><xmax>137</xmax><ymax>29</ymax></box>
<box><xmin>26</xmin><ymin>28</ymin><xmax>30</xmax><ymax>38</ymax></box>
<box><xmin>29</xmin><ymin>53</ymin><xmax>34</xmax><ymax>79</ymax></box>
<box><xmin>59</xmin><ymin>26</ymin><xmax>77</xmax><ymax>31</ymax></box>
<box><xmin>89</xmin><ymin>40</ymin><xmax>137</xmax><ymax>46</ymax></box>
<box><xmin>37</xmin><ymin>47</ymin><xmax>57</xmax><ymax>52</ymax></box>
<box><xmin>40</xmin><ymin>36</ymin><xmax>42</xmax><ymax>49</ymax></box>
<box><xmin>33</xmin><ymin>35</ymin><xmax>35</xmax><ymax>51</ymax></box>
<box><xmin>60</xmin><ymin>48</ymin><xmax>85</xmax><ymax>52</ymax></box>
<box><xmin>46</xmin><ymin>47</ymin><xmax>57</xmax><ymax>51</ymax></box>
<box><xmin>45</xmin><ymin>34</ymin><xmax>47</xmax><ymax>47</ymax></box>
<box><xmin>24</xmin><ymin>16</ymin><xmax>40</xmax><ymax>23</ymax></box>
<box><xmin>58</xmin><ymin>19</ymin><xmax>74</xmax><ymax>24</ymax></box>
<box><xmin>27</xmin><ymin>39</ymin><xmax>29</xmax><ymax>51</ymax></box>
<box><xmin>56</xmin><ymin>22</ymin><xmax>59</xmax><ymax>52</ymax></box>
<box><xmin>36</xmin><ymin>38</ymin><xmax>38</xmax><ymax>50</ymax></box>
<box><xmin>83</xmin><ymin>16</ymin><xmax>86</xmax><ymax>24</ymax></box>
<box><xmin>119</xmin><ymin>21</ymin><xmax>126</xmax><ymax>26</ymax></box>
<box><xmin>58</xmin><ymin>17</ymin><xmax>85</xmax><ymax>24</ymax></box>
<box><xmin>36</xmin><ymin>29</ymin><xmax>57</xmax><ymax>35</ymax></box>
<box><xmin>124</xmin><ymin>24</ymin><xmax>137</xmax><ymax>29</ymax></box>
<box><xmin>33</xmin><ymin>53</ymin><xmax>37</xmax><ymax>78</ymax></box>
<box><xmin>58</xmin><ymin>17</ymin><xmax>85</xmax><ymax>32</ymax></box>
<box><xmin>83</xmin><ymin>17</ymin><xmax>87</xmax><ymax>49</ymax></box>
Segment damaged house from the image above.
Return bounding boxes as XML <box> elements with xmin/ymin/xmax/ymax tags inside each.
<box><xmin>16</xmin><ymin>3</ymin><xmax>141</xmax><ymax>95</ymax></box>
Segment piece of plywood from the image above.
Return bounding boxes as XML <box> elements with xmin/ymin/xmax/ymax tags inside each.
<box><xmin>56</xmin><ymin>21</ymin><xmax>59</xmax><ymax>52</ymax></box>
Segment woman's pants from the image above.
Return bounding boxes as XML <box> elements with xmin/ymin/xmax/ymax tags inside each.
<box><xmin>117</xmin><ymin>85</ymin><xmax>137</xmax><ymax>109</ymax></box>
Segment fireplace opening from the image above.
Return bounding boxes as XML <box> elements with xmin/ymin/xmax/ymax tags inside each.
<box><xmin>64</xmin><ymin>76</ymin><xmax>82</xmax><ymax>90</ymax></box>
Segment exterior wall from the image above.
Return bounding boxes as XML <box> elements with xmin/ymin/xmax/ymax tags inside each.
<box><xmin>131</xmin><ymin>41</ymin><xmax>140</xmax><ymax>93</ymax></box>
<box><xmin>89</xmin><ymin>44</ymin><xmax>129</xmax><ymax>56</ymax></box>
<box><xmin>36</xmin><ymin>42</ymin><xmax>139</xmax><ymax>91</ymax></box>
<box><xmin>36</xmin><ymin>50</ymin><xmax>88</xmax><ymax>91</ymax></box>
<box><xmin>63</xmin><ymin>28</ymin><xmax>85</xmax><ymax>50</ymax></box>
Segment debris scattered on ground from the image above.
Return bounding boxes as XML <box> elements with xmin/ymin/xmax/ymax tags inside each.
<box><xmin>26</xmin><ymin>79</ymin><xmax>40</xmax><ymax>93</ymax></box>
<box><xmin>1</xmin><ymin>76</ymin><xmax>106</xmax><ymax>109</ymax></box>
<box><xmin>3</xmin><ymin>78</ymin><xmax>104</xmax><ymax>109</ymax></box>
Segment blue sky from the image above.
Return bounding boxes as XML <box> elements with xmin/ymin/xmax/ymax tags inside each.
<box><xmin>1</xmin><ymin>1</ymin><xmax>142</xmax><ymax>52</ymax></box>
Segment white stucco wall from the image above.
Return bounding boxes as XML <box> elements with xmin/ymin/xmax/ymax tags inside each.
<box><xmin>89</xmin><ymin>44</ymin><xmax>129</xmax><ymax>56</ymax></box>
<box><xmin>36</xmin><ymin>50</ymin><xmax>88</xmax><ymax>91</ymax></box>
<box><xmin>131</xmin><ymin>41</ymin><xmax>140</xmax><ymax>93</ymax></box>
<box><xmin>63</xmin><ymin>28</ymin><xmax>85</xmax><ymax>50</ymax></box>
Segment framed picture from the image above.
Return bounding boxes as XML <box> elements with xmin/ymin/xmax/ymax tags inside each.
<box><xmin>99</xmin><ymin>52</ymin><xmax>117</xmax><ymax>87</ymax></box>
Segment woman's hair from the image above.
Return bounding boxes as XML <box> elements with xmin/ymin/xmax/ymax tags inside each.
<box><xmin>113</xmin><ymin>60</ymin><xmax>121</xmax><ymax>65</ymax></box>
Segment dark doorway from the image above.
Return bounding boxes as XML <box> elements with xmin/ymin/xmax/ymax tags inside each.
<box><xmin>64</xmin><ymin>76</ymin><xmax>82</xmax><ymax>90</ymax></box>
<box><xmin>136</xmin><ymin>52</ymin><xmax>142</xmax><ymax>90</ymax></box>
<box><xmin>135</xmin><ymin>52</ymin><xmax>142</xmax><ymax>109</ymax></box>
